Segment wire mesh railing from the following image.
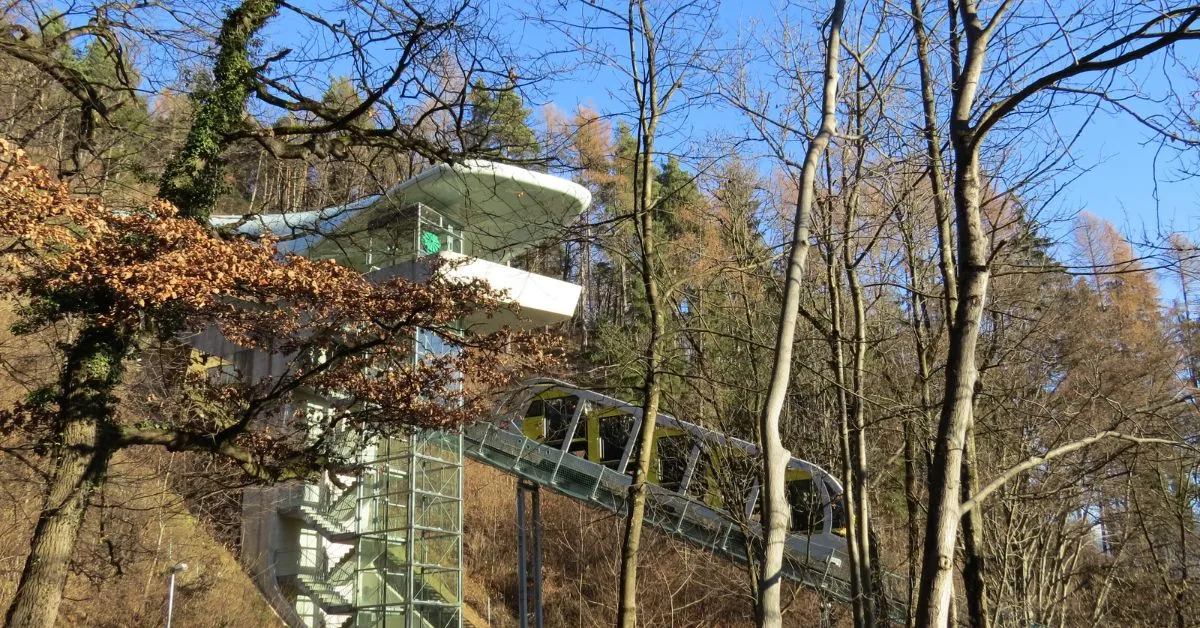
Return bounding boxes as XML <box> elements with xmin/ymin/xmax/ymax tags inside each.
<box><xmin>464</xmin><ymin>423</ymin><xmax>850</xmax><ymax>593</ymax></box>
<box><xmin>462</xmin><ymin>419</ymin><xmax>913</xmax><ymax>624</ymax></box>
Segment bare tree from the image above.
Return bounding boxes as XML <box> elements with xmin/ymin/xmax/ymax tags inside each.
<box><xmin>727</xmin><ymin>1</ymin><xmax>847</xmax><ymax>626</ymax></box>
<box><xmin>532</xmin><ymin>1</ymin><xmax>717</xmax><ymax>624</ymax></box>
<box><xmin>916</xmin><ymin>5</ymin><xmax>1200</xmax><ymax>625</ymax></box>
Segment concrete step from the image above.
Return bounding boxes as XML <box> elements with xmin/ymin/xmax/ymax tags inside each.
<box><xmin>297</xmin><ymin>505</ymin><xmax>357</xmax><ymax>542</ymax></box>
<box><xmin>295</xmin><ymin>573</ymin><xmax>354</xmax><ymax>615</ymax></box>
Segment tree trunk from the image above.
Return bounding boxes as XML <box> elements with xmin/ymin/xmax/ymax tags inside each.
<box><xmin>910</xmin><ymin>3</ymin><xmax>979</xmax><ymax>624</ymax></box>
<box><xmin>844</xmin><ymin>61</ymin><xmax>883</xmax><ymax>627</ymax></box>
<box><xmin>828</xmin><ymin>236</ymin><xmax>865</xmax><ymax>627</ymax></box>
<box><xmin>617</xmin><ymin>4</ymin><xmax>666</xmax><ymax>624</ymax></box>
<box><xmin>755</xmin><ymin>2</ymin><xmax>844</xmax><ymax>625</ymax></box>
<box><xmin>617</xmin><ymin>364</ymin><xmax>663</xmax><ymax>628</ymax></box>
<box><xmin>6</xmin><ymin>3</ymin><xmax>284</xmax><ymax>622</ymax></box>
<box><xmin>961</xmin><ymin>422</ymin><xmax>991</xmax><ymax>628</ymax></box>
<box><xmin>914</xmin><ymin>0</ymin><xmax>994</xmax><ymax>622</ymax></box>
<box><xmin>616</xmin><ymin>150</ymin><xmax>664</xmax><ymax>623</ymax></box>
<box><xmin>896</xmin><ymin>204</ymin><xmax>934</xmax><ymax>628</ymax></box>
<box><xmin>5</xmin><ymin>326</ymin><xmax>128</xmax><ymax>628</ymax></box>
<box><xmin>909</xmin><ymin>0</ymin><xmax>957</xmax><ymax>319</ymax></box>
<box><xmin>914</xmin><ymin>141</ymin><xmax>990</xmax><ymax>627</ymax></box>
<box><xmin>846</xmin><ymin>249</ymin><xmax>878</xmax><ymax>627</ymax></box>
<box><xmin>914</xmin><ymin>1</ymin><xmax>989</xmax><ymax>622</ymax></box>
<box><xmin>158</xmin><ymin>0</ymin><xmax>282</xmax><ymax>222</ymax></box>
<box><xmin>6</xmin><ymin>426</ymin><xmax>111</xmax><ymax>628</ymax></box>
<box><xmin>904</xmin><ymin>413</ymin><xmax>922</xmax><ymax>627</ymax></box>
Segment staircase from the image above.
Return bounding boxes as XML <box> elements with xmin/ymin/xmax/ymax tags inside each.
<box><xmin>295</xmin><ymin>572</ymin><xmax>354</xmax><ymax>615</ymax></box>
<box><xmin>281</xmin><ymin>479</ymin><xmax>361</xmax><ymax>542</ymax></box>
<box><xmin>283</xmin><ymin>524</ymin><xmax>470</xmax><ymax>628</ymax></box>
<box><xmin>295</xmin><ymin>505</ymin><xmax>357</xmax><ymax>542</ymax></box>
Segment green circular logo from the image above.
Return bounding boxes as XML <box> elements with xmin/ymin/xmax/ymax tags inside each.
<box><xmin>421</xmin><ymin>231</ymin><xmax>442</xmax><ymax>254</ymax></box>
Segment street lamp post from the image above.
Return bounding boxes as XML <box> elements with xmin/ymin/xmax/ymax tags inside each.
<box><xmin>166</xmin><ymin>562</ymin><xmax>188</xmax><ymax>628</ymax></box>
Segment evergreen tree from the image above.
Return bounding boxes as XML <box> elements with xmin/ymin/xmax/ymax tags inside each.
<box><xmin>74</xmin><ymin>39</ymin><xmax>153</xmax><ymax>199</ymax></box>
<box><xmin>322</xmin><ymin>76</ymin><xmax>373</xmax><ymax>129</ymax></box>
<box><xmin>653</xmin><ymin>155</ymin><xmax>699</xmax><ymax>236</ymax></box>
<box><xmin>465</xmin><ymin>79</ymin><xmax>538</xmax><ymax>160</ymax></box>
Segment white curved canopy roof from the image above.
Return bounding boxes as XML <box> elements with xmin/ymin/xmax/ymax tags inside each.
<box><xmin>212</xmin><ymin>160</ymin><xmax>591</xmax><ymax>263</ymax></box>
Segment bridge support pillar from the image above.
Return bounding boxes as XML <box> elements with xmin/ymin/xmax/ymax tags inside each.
<box><xmin>516</xmin><ymin>480</ymin><xmax>543</xmax><ymax>628</ymax></box>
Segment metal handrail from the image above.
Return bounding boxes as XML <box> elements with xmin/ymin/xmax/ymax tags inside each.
<box><xmin>462</xmin><ymin>420</ymin><xmax>852</xmax><ymax>595</ymax></box>
<box><xmin>462</xmin><ymin>411</ymin><xmax>912</xmax><ymax>624</ymax></box>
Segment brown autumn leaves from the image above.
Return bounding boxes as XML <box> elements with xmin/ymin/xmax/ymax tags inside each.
<box><xmin>0</xmin><ymin>138</ymin><xmax>560</xmax><ymax>478</ymax></box>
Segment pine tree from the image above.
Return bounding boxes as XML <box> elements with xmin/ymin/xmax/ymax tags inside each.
<box><xmin>653</xmin><ymin>156</ymin><xmax>699</xmax><ymax>237</ymax></box>
<box><xmin>465</xmin><ymin>79</ymin><xmax>539</xmax><ymax>160</ymax></box>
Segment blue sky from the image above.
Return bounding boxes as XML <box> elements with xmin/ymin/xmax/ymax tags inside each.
<box><xmin>254</xmin><ymin>0</ymin><xmax>1197</xmax><ymax>298</ymax></box>
<box><xmin>515</xmin><ymin>0</ymin><xmax>1198</xmax><ymax>301</ymax></box>
<box><xmin>1065</xmin><ymin>113</ymin><xmax>1198</xmax><ymax>238</ymax></box>
<box><xmin>261</xmin><ymin>0</ymin><xmax>1197</xmax><ymax>239</ymax></box>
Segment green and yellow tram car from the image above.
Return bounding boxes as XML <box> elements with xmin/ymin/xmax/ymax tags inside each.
<box><xmin>507</xmin><ymin>379</ymin><xmax>848</xmax><ymax>565</ymax></box>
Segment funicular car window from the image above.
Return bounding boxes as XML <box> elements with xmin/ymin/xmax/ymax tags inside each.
<box><xmin>786</xmin><ymin>477</ymin><xmax>825</xmax><ymax>533</ymax></box>
<box><xmin>655</xmin><ymin>434</ymin><xmax>691</xmax><ymax>490</ymax></box>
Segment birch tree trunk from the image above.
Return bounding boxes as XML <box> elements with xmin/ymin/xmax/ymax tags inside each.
<box><xmin>617</xmin><ymin>2</ymin><xmax>666</xmax><ymax>625</ymax></box>
<box><xmin>755</xmin><ymin>2</ymin><xmax>844</xmax><ymax>625</ymax></box>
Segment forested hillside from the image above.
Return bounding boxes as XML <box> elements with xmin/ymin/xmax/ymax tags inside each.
<box><xmin>0</xmin><ymin>1</ymin><xmax>1197</xmax><ymax>627</ymax></box>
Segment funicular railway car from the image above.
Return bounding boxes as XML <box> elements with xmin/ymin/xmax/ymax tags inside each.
<box><xmin>502</xmin><ymin>379</ymin><xmax>850</xmax><ymax>574</ymax></box>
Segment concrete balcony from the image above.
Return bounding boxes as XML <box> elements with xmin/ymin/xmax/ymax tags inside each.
<box><xmin>372</xmin><ymin>252</ymin><xmax>581</xmax><ymax>332</ymax></box>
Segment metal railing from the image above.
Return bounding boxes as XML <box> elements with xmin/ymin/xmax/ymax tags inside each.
<box><xmin>463</xmin><ymin>419</ymin><xmax>910</xmax><ymax>623</ymax></box>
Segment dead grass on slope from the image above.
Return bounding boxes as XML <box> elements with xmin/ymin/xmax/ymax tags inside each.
<box><xmin>462</xmin><ymin>461</ymin><xmax>832</xmax><ymax>627</ymax></box>
<box><xmin>0</xmin><ymin>446</ymin><xmax>282</xmax><ymax>627</ymax></box>
<box><xmin>0</xmin><ymin>303</ymin><xmax>280</xmax><ymax>627</ymax></box>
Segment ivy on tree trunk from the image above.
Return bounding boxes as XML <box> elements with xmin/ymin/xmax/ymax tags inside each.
<box><xmin>4</xmin><ymin>4</ymin><xmax>281</xmax><ymax>626</ymax></box>
<box><xmin>158</xmin><ymin>0</ymin><xmax>282</xmax><ymax>223</ymax></box>
<box><xmin>4</xmin><ymin>326</ymin><xmax>130</xmax><ymax>628</ymax></box>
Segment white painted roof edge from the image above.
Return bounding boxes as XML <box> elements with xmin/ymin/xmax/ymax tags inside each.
<box><xmin>390</xmin><ymin>159</ymin><xmax>593</xmax><ymax>217</ymax></box>
<box><xmin>209</xmin><ymin>159</ymin><xmax>592</xmax><ymax>248</ymax></box>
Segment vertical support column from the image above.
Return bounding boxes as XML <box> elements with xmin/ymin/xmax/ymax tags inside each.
<box><xmin>407</xmin><ymin>328</ymin><xmax>421</xmax><ymax>628</ymax></box>
<box><xmin>516</xmin><ymin>480</ymin><xmax>544</xmax><ymax>628</ymax></box>
<box><xmin>407</xmin><ymin>434</ymin><xmax>418</xmax><ymax>627</ymax></box>
<box><xmin>456</xmin><ymin>432</ymin><xmax>465</xmax><ymax>628</ymax></box>
<box><xmin>516</xmin><ymin>483</ymin><xmax>528</xmax><ymax>628</ymax></box>
<box><xmin>531</xmin><ymin>483</ymin><xmax>544</xmax><ymax>628</ymax></box>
